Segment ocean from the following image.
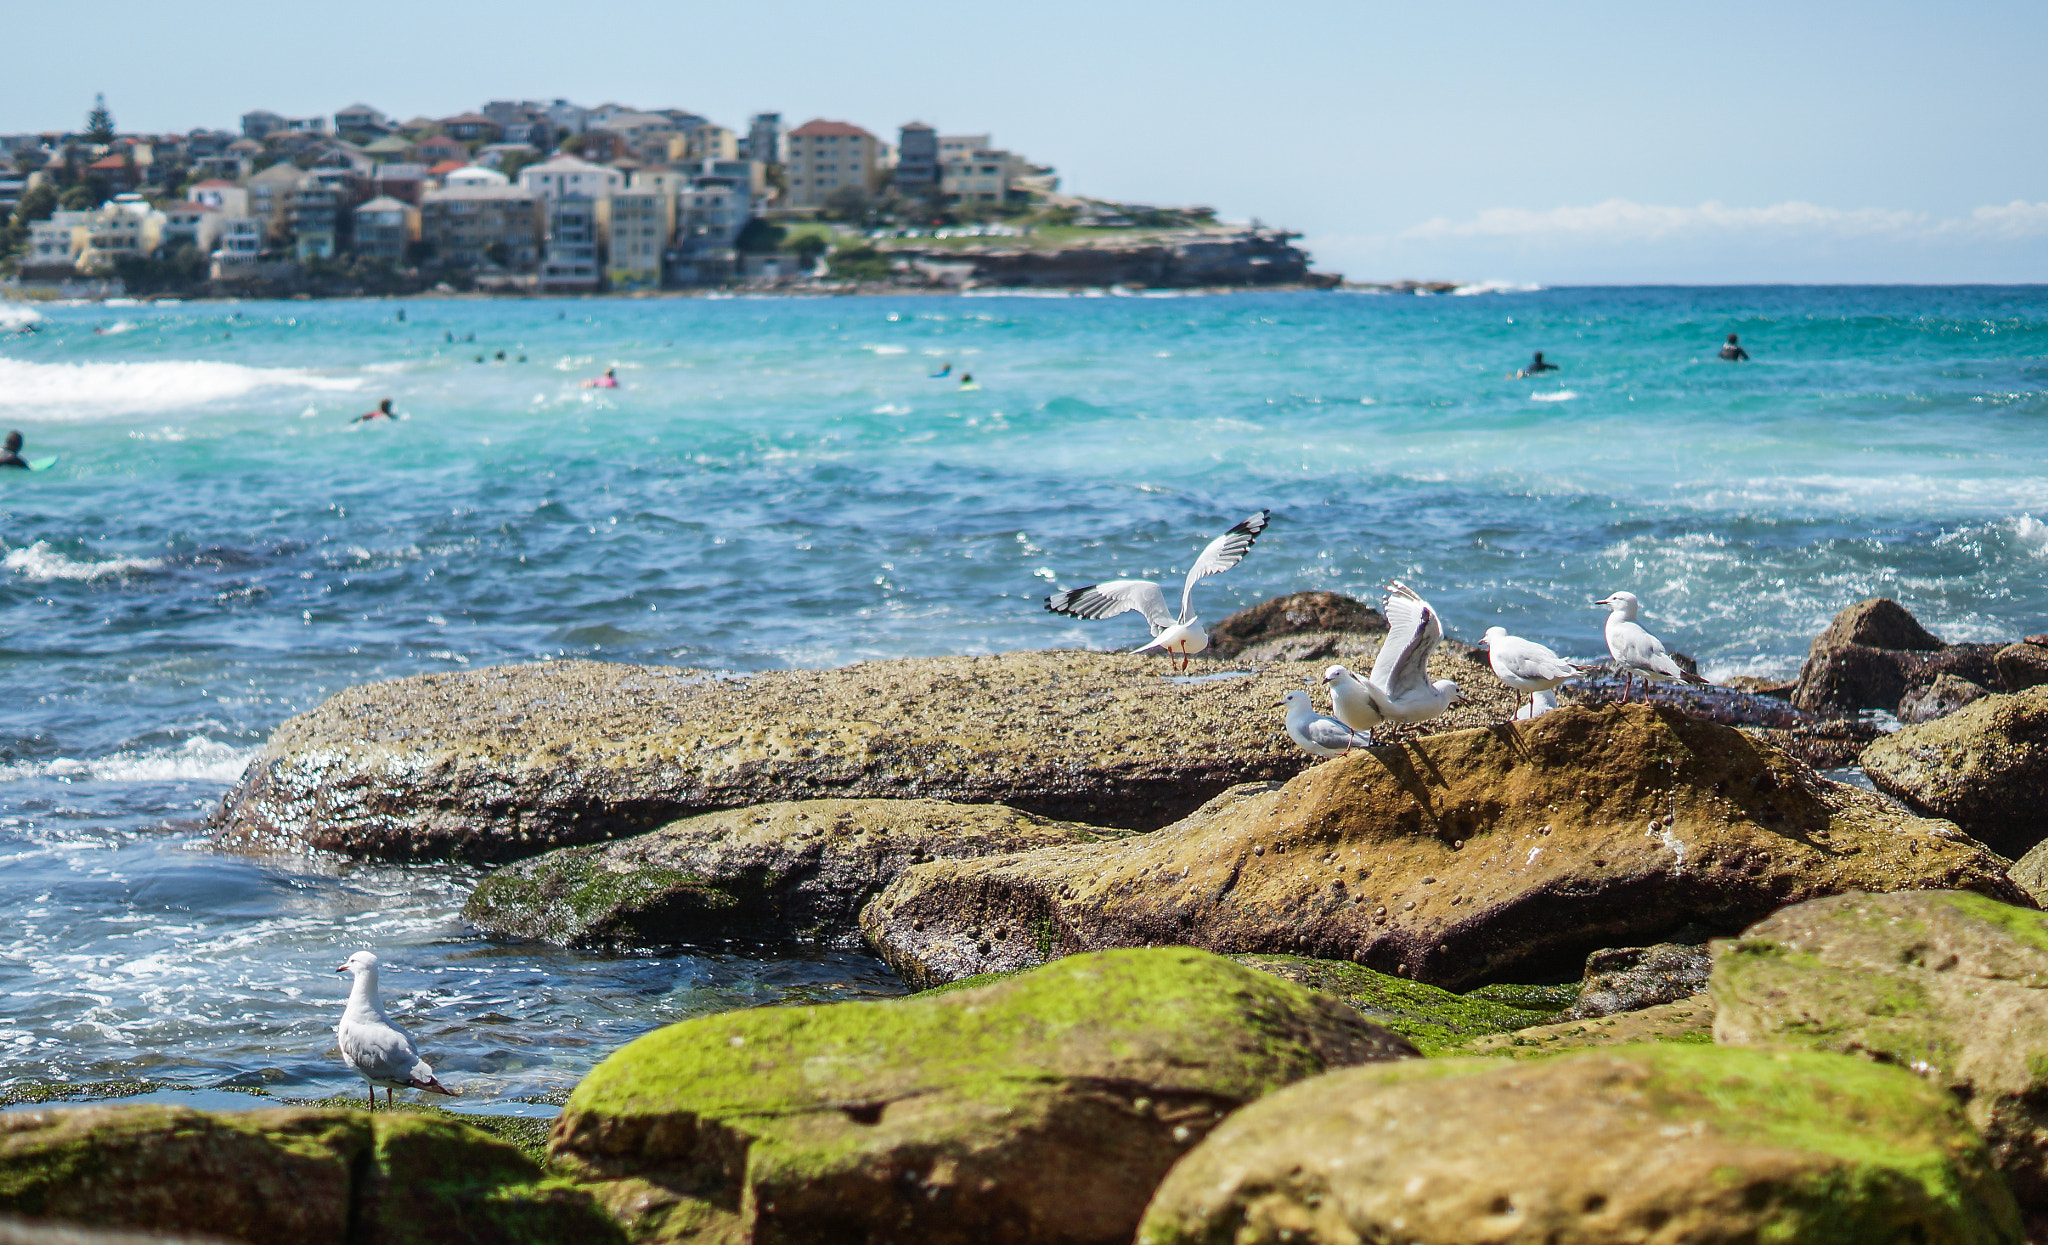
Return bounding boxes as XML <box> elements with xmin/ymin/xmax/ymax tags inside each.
<box><xmin>1</xmin><ymin>285</ymin><xmax>2044</xmax><ymax>1104</ymax></box>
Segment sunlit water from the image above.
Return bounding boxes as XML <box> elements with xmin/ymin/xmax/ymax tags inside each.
<box><xmin>2</xmin><ymin>287</ymin><xmax>2044</xmax><ymax>1101</ymax></box>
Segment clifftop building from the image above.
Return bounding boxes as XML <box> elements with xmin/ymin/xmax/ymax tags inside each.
<box><xmin>783</xmin><ymin>119</ymin><xmax>888</xmax><ymax>208</ymax></box>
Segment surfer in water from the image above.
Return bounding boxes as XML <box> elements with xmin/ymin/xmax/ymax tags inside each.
<box><xmin>930</xmin><ymin>363</ymin><xmax>951</xmax><ymax>378</ymax></box>
<box><xmin>958</xmin><ymin>372</ymin><xmax>979</xmax><ymax>391</ymax></box>
<box><xmin>1512</xmin><ymin>351</ymin><xmax>1559</xmax><ymax>378</ymax></box>
<box><xmin>353</xmin><ymin>399</ymin><xmax>397</xmax><ymax>423</ymax></box>
<box><xmin>1719</xmin><ymin>333</ymin><xmax>1750</xmax><ymax>361</ymax></box>
<box><xmin>583</xmin><ymin>368</ymin><xmax>620</xmax><ymax>389</ymax></box>
<box><xmin>0</xmin><ymin>431</ymin><xmax>27</xmax><ymax>469</ymax></box>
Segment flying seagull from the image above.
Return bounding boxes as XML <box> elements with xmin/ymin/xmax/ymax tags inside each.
<box><xmin>335</xmin><ymin>950</ymin><xmax>456</xmax><ymax>1108</ymax></box>
<box><xmin>1594</xmin><ymin>591</ymin><xmax>1708</xmax><ymax>703</ymax></box>
<box><xmin>1044</xmin><ymin>510</ymin><xmax>1270</xmax><ymax>670</ymax></box>
<box><xmin>1320</xmin><ymin>582</ymin><xmax>1461</xmax><ymax>729</ymax></box>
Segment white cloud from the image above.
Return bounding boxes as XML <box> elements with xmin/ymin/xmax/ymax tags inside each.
<box><xmin>1399</xmin><ymin>198</ymin><xmax>2048</xmax><ymax>244</ymax></box>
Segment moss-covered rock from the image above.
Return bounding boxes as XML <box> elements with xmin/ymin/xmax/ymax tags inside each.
<box><xmin>862</xmin><ymin>703</ymin><xmax>2026</xmax><ymax>991</ymax></box>
<box><xmin>463</xmin><ymin>798</ymin><xmax>1123</xmax><ymax>948</ymax></box>
<box><xmin>1861</xmin><ymin>686</ymin><xmax>2048</xmax><ymax>857</ymax></box>
<box><xmin>1713</xmin><ymin>888</ymin><xmax>2048</xmax><ymax>1211</ymax></box>
<box><xmin>549</xmin><ymin>947</ymin><xmax>1416</xmax><ymax>1245</ymax></box>
<box><xmin>1461</xmin><ymin>993</ymin><xmax>1716</xmax><ymax>1057</ymax></box>
<box><xmin>1228</xmin><ymin>954</ymin><xmax>1566</xmax><ymax>1053</ymax></box>
<box><xmin>0</xmin><ymin>1105</ymin><xmax>619</xmax><ymax>1245</ymax></box>
<box><xmin>1564</xmin><ymin>942</ymin><xmax>1711</xmax><ymax>1018</ymax></box>
<box><xmin>1135</xmin><ymin>1045</ymin><xmax>2022</xmax><ymax>1245</ymax></box>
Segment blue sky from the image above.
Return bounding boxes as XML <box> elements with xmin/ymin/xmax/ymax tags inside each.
<box><xmin>8</xmin><ymin>0</ymin><xmax>2046</xmax><ymax>283</ymax></box>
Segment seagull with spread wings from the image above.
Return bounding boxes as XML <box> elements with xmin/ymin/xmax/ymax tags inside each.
<box><xmin>1320</xmin><ymin>582</ymin><xmax>1462</xmax><ymax>729</ymax></box>
<box><xmin>1044</xmin><ymin>510</ymin><xmax>1270</xmax><ymax>670</ymax></box>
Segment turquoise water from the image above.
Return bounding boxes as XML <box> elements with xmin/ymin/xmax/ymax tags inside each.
<box><xmin>1</xmin><ymin>287</ymin><xmax>2044</xmax><ymax>1101</ymax></box>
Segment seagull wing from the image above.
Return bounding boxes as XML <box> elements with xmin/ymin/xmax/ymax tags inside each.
<box><xmin>1178</xmin><ymin>510</ymin><xmax>1270</xmax><ymax>621</ymax></box>
<box><xmin>1302</xmin><ymin>714</ymin><xmax>1373</xmax><ymax>752</ymax></box>
<box><xmin>339</xmin><ymin>1016</ymin><xmax>423</xmax><ymax>1086</ymax></box>
<box><xmin>1497</xmin><ymin>635</ymin><xmax>1578</xmax><ymax>683</ymax></box>
<box><xmin>1046</xmin><ymin>580</ymin><xmax>1174</xmax><ymax>635</ymax></box>
<box><xmin>1613</xmin><ymin>621</ymin><xmax>1686</xmax><ymax>678</ymax></box>
<box><xmin>1370</xmin><ymin>582</ymin><xmax>1443</xmax><ymax>697</ymax></box>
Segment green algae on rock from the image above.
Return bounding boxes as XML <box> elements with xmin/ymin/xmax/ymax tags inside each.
<box><xmin>548</xmin><ymin>947</ymin><xmax>1416</xmax><ymax>1245</ymax></box>
<box><xmin>0</xmin><ymin>1104</ymin><xmax>620</xmax><ymax>1244</ymax></box>
<box><xmin>1861</xmin><ymin>686</ymin><xmax>2048</xmax><ymax>857</ymax></box>
<box><xmin>463</xmin><ymin>797</ymin><xmax>1125</xmax><ymax>949</ymax></box>
<box><xmin>1135</xmin><ymin>1044</ymin><xmax>2022</xmax><ymax>1245</ymax></box>
<box><xmin>1460</xmin><ymin>992</ymin><xmax>1716</xmax><ymax>1057</ymax></box>
<box><xmin>1712</xmin><ymin>888</ymin><xmax>2048</xmax><ymax>1210</ymax></box>
<box><xmin>1228</xmin><ymin>954</ymin><xmax>1565</xmax><ymax>1054</ymax></box>
<box><xmin>861</xmin><ymin>703</ymin><xmax>2027</xmax><ymax>991</ymax></box>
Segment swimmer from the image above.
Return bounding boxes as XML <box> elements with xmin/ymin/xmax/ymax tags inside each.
<box><xmin>445</xmin><ymin>331</ymin><xmax>453</xmax><ymax>343</ymax></box>
<box><xmin>1511</xmin><ymin>351</ymin><xmax>1558</xmax><ymax>378</ymax></box>
<box><xmin>958</xmin><ymin>372</ymin><xmax>979</xmax><ymax>391</ymax></box>
<box><xmin>1719</xmin><ymin>333</ymin><xmax>1750</xmax><ymax>362</ymax></box>
<box><xmin>0</xmin><ymin>431</ymin><xmax>27</xmax><ymax>469</ymax></box>
<box><xmin>396</xmin><ymin>308</ymin><xmax>406</xmax><ymax>322</ymax></box>
<box><xmin>495</xmin><ymin>350</ymin><xmax>506</xmax><ymax>361</ymax></box>
<box><xmin>582</xmin><ymin>367</ymin><xmax>620</xmax><ymax>389</ymax></box>
<box><xmin>930</xmin><ymin>363</ymin><xmax>951</xmax><ymax>378</ymax></box>
<box><xmin>353</xmin><ymin>399</ymin><xmax>397</xmax><ymax>423</ymax></box>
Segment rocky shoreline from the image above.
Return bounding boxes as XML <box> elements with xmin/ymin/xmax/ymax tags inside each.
<box><xmin>15</xmin><ymin>593</ymin><xmax>2048</xmax><ymax>1243</ymax></box>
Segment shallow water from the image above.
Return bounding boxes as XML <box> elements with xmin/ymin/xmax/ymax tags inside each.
<box><xmin>1</xmin><ymin>287</ymin><xmax>2043</xmax><ymax>1099</ymax></box>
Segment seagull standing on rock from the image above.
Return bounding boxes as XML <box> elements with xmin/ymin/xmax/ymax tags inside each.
<box><xmin>1283</xmin><ymin>689</ymin><xmax>1376</xmax><ymax>757</ymax></box>
<box><xmin>1318</xmin><ymin>583</ymin><xmax>1461</xmax><ymax>730</ymax></box>
<box><xmin>335</xmin><ymin>950</ymin><xmax>456</xmax><ymax>1108</ymax></box>
<box><xmin>1478</xmin><ymin>626</ymin><xmax>1592</xmax><ymax>721</ymax></box>
<box><xmin>1594</xmin><ymin>591</ymin><xmax>1708</xmax><ymax>703</ymax></box>
<box><xmin>1044</xmin><ymin>511</ymin><xmax>1269</xmax><ymax>671</ymax></box>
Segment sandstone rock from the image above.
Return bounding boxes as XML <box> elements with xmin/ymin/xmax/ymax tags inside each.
<box><xmin>1134</xmin><ymin>1045</ymin><xmax>2020</xmax><ymax>1245</ymax></box>
<box><xmin>1203</xmin><ymin>591</ymin><xmax>1386</xmax><ymax>658</ymax></box>
<box><xmin>1817</xmin><ymin>597</ymin><xmax>1949</xmax><ymax>652</ymax></box>
<box><xmin>1564</xmin><ymin>942</ymin><xmax>1711</xmax><ymax>1019</ymax></box>
<box><xmin>862</xmin><ymin>704</ymin><xmax>2027</xmax><ymax>991</ymax></box>
<box><xmin>208</xmin><ymin>652</ymin><xmax>1324</xmax><ymax>862</ymax></box>
<box><xmin>548</xmin><ymin>947</ymin><xmax>1415</xmax><ymax>1245</ymax></box>
<box><xmin>1228</xmin><ymin>954</ymin><xmax>1568</xmax><ymax>1053</ymax></box>
<box><xmin>1461</xmin><ymin>994</ymin><xmax>1715</xmax><ymax>1057</ymax></box>
<box><xmin>0</xmin><ymin>1105</ymin><xmax>618</xmax><ymax>1245</ymax></box>
<box><xmin>1712</xmin><ymin>889</ymin><xmax>2048</xmax><ymax>1210</ymax></box>
<box><xmin>1861</xmin><ymin>686</ymin><xmax>2048</xmax><ymax>857</ymax></box>
<box><xmin>1790</xmin><ymin>598</ymin><xmax>2008</xmax><ymax>717</ymax></box>
<box><xmin>2010</xmin><ymin>840</ymin><xmax>2048</xmax><ymax>907</ymax></box>
<box><xmin>1740</xmin><ymin>718</ymin><xmax>1883</xmax><ymax>769</ymax></box>
<box><xmin>1998</xmin><ymin>642</ymin><xmax>2048</xmax><ymax>692</ymax></box>
<box><xmin>462</xmin><ymin>798</ymin><xmax>1126</xmax><ymax>949</ymax></box>
<box><xmin>1900</xmin><ymin>673</ymin><xmax>1992</xmax><ymax>724</ymax></box>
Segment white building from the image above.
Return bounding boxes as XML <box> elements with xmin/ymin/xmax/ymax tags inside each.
<box><xmin>23</xmin><ymin>211</ymin><xmax>91</xmax><ymax>273</ymax></box>
<box><xmin>186</xmin><ymin>178</ymin><xmax>249</xmax><ymax>217</ymax></box>
<box><xmin>783</xmin><ymin>119</ymin><xmax>889</xmax><ymax>208</ymax></box>
<box><xmin>162</xmin><ymin>202</ymin><xmax>224</xmax><ymax>254</ymax></box>
<box><xmin>445</xmin><ymin>164</ymin><xmax>512</xmax><ymax>188</ymax></box>
<box><xmin>519</xmin><ymin>155</ymin><xmax>622</xmax><ymax>201</ymax></box>
<box><xmin>538</xmin><ymin>195</ymin><xmax>607</xmax><ymax>292</ymax></box>
<box><xmin>78</xmin><ymin>196</ymin><xmax>166</xmax><ymax>273</ymax></box>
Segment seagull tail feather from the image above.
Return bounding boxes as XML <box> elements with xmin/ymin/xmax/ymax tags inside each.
<box><xmin>1680</xmin><ymin>670</ymin><xmax>1710</xmax><ymax>686</ymax></box>
<box><xmin>413</xmin><ymin>1075</ymin><xmax>458</xmax><ymax>1096</ymax></box>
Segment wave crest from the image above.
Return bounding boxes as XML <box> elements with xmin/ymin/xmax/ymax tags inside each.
<box><xmin>0</xmin><ymin>736</ymin><xmax>256</xmax><ymax>784</ymax></box>
<box><xmin>0</xmin><ymin>359</ymin><xmax>362</xmax><ymax>420</ymax></box>
<box><xmin>4</xmin><ymin>541</ymin><xmax>163</xmax><ymax>581</ymax></box>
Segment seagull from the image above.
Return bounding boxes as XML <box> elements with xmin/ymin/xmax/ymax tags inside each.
<box><xmin>1478</xmin><ymin>626</ymin><xmax>1592</xmax><ymax>721</ymax></box>
<box><xmin>1318</xmin><ymin>583</ymin><xmax>1460</xmax><ymax>729</ymax></box>
<box><xmin>1594</xmin><ymin>591</ymin><xmax>1708</xmax><ymax>703</ymax></box>
<box><xmin>335</xmin><ymin>950</ymin><xmax>456</xmax><ymax>1108</ymax></box>
<box><xmin>1516</xmin><ymin>689</ymin><xmax>1559</xmax><ymax>721</ymax></box>
<box><xmin>1044</xmin><ymin>510</ymin><xmax>1270</xmax><ymax>671</ymax></box>
<box><xmin>1283</xmin><ymin>688</ymin><xmax>1375</xmax><ymax>757</ymax></box>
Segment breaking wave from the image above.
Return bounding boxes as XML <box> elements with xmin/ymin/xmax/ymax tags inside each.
<box><xmin>0</xmin><ymin>358</ymin><xmax>361</xmax><ymax>420</ymax></box>
<box><xmin>3</xmin><ymin>541</ymin><xmax>164</xmax><ymax>581</ymax></box>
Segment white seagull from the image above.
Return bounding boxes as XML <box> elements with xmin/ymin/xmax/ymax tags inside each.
<box><xmin>1479</xmin><ymin>626</ymin><xmax>1591</xmax><ymax>721</ymax></box>
<box><xmin>335</xmin><ymin>950</ymin><xmax>456</xmax><ymax>1108</ymax></box>
<box><xmin>1283</xmin><ymin>689</ymin><xmax>1376</xmax><ymax>758</ymax></box>
<box><xmin>1516</xmin><ymin>689</ymin><xmax>1559</xmax><ymax>721</ymax></box>
<box><xmin>1045</xmin><ymin>510</ymin><xmax>1270</xmax><ymax>671</ymax></box>
<box><xmin>1318</xmin><ymin>583</ymin><xmax>1461</xmax><ymax>729</ymax></box>
<box><xmin>1594</xmin><ymin>591</ymin><xmax>1708</xmax><ymax>703</ymax></box>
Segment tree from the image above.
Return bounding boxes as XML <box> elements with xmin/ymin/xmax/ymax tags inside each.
<box><xmin>821</xmin><ymin>184</ymin><xmax>872</xmax><ymax>223</ymax></box>
<box><xmin>734</xmin><ymin>218</ymin><xmax>786</xmax><ymax>254</ymax></box>
<box><xmin>788</xmin><ymin>232</ymin><xmax>829</xmax><ymax>266</ymax></box>
<box><xmin>86</xmin><ymin>93</ymin><xmax>115</xmax><ymax>145</ymax></box>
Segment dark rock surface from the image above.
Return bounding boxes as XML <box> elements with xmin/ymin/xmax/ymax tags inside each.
<box><xmin>1204</xmin><ymin>590</ymin><xmax>1386</xmax><ymax>658</ymax></box>
<box><xmin>861</xmin><ymin>704</ymin><xmax>2027</xmax><ymax>991</ymax></box>
<box><xmin>1815</xmin><ymin>596</ymin><xmax>1948</xmax><ymax>652</ymax></box>
<box><xmin>1997</xmin><ymin>641</ymin><xmax>2048</xmax><ymax>692</ymax></box>
<box><xmin>463</xmin><ymin>798</ymin><xmax>1126</xmax><ymax>949</ymax></box>
<box><xmin>1791</xmin><ymin>597</ymin><xmax>2006</xmax><ymax>717</ymax></box>
<box><xmin>1861</xmin><ymin>686</ymin><xmax>2048</xmax><ymax>857</ymax></box>
<box><xmin>1563</xmin><ymin>942</ymin><xmax>1712</xmax><ymax>1019</ymax></box>
<box><xmin>1899</xmin><ymin>673</ymin><xmax>1992</xmax><ymax>724</ymax></box>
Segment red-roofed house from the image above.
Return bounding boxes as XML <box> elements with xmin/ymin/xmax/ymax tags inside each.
<box><xmin>84</xmin><ymin>153</ymin><xmax>140</xmax><ymax>193</ymax></box>
<box><xmin>441</xmin><ymin>113</ymin><xmax>502</xmax><ymax>143</ymax></box>
<box><xmin>784</xmin><ymin>119</ymin><xmax>889</xmax><ymax>208</ymax></box>
<box><xmin>415</xmin><ymin>134</ymin><xmax>467</xmax><ymax>166</ymax></box>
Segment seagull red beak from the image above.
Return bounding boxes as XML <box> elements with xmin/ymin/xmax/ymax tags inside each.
<box><xmin>335</xmin><ymin>963</ymin><xmax>350</xmax><ymax>973</ymax></box>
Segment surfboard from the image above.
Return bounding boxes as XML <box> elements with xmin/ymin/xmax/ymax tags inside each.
<box><xmin>27</xmin><ymin>457</ymin><xmax>56</xmax><ymax>471</ymax></box>
<box><xmin>958</xmin><ymin>381</ymin><xmax>981</xmax><ymax>391</ymax></box>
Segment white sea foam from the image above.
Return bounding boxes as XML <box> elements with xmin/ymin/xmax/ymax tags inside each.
<box><xmin>1451</xmin><ymin>280</ymin><xmax>1543</xmax><ymax>296</ymax></box>
<box><xmin>1529</xmin><ymin>389</ymin><xmax>1579</xmax><ymax>402</ymax></box>
<box><xmin>0</xmin><ymin>304</ymin><xmax>44</xmax><ymax>328</ymax></box>
<box><xmin>4</xmin><ymin>541</ymin><xmax>163</xmax><ymax>581</ymax></box>
<box><xmin>863</xmin><ymin>345</ymin><xmax>908</xmax><ymax>355</ymax></box>
<box><xmin>2007</xmin><ymin>514</ymin><xmax>2048</xmax><ymax>556</ymax></box>
<box><xmin>0</xmin><ymin>737</ymin><xmax>256</xmax><ymax>784</ymax></box>
<box><xmin>0</xmin><ymin>359</ymin><xmax>362</xmax><ymax>420</ymax></box>
<box><xmin>871</xmin><ymin>403</ymin><xmax>911</xmax><ymax>415</ymax></box>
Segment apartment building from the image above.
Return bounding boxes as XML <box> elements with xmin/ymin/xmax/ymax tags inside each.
<box><xmin>606</xmin><ymin>189</ymin><xmax>673</xmax><ymax>288</ymax></box>
<box><xmin>353</xmin><ymin>196</ymin><xmax>420</xmax><ymax>262</ymax></box>
<box><xmin>419</xmin><ymin>183</ymin><xmax>542</xmax><ymax>270</ymax></box>
<box><xmin>783</xmin><ymin>119</ymin><xmax>888</xmax><ymax>207</ymax></box>
<box><xmin>538</xmin><ymin>195</ymin><xmax>606</xmax><ymax>292</ymax></box>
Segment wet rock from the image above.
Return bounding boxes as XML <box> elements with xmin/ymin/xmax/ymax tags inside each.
<box><xmin>0</xmin><ymin>1104</ymin><xmax>620</xmax><ymax>1245</ymax></box>
<box><xmin>0</xmin><ymin>1220</ymin><xmax>229</xmax><ymax>1245</ymax></box>
<box><xmin>1740</xmin><ymin>718</ymin><xmax>1883</xmax><ymax>769</ymax></box>
<box><xmin>1461</xmin><ymin>993</ymin><xmax>1715</xmax><ymax>1057</ymax></box>
<box><xmin>548</xmin><ymin>947</ymin><xmax>1415</xmax><ymax>1245</ymax></box>
<box><xmin>1199</xmin><ymin>590</ymin><xmax>1386</xmax><ymax>658</ymax></box>
<box><xmin>1134</xmin><ymin>1045</ymin><xmax>2020</xmax><ymax>1245</ymax></box>
<box><xmin>1998</xmin><ymin>641</ymin><xmax>2048</xmax><ymax>692</ymax></box>
<box><xmin>208</xmin><ymin>652</ymin><xmax>1329</xmax><ymax>862</ymax></box>
<box><xmin>2010</xmin><ymin>840</ymin><xmax>2048</xmax><ymax>907</ymax></box>
<box><xmin>861</xmin><ymin>703</ymin><xmax>2027</xmax><ymax>991</ymax></box>
<box><xmin>1792</xmin><ymin>598</ymin><xmax>2004</xmax><ymax>717</ymax></box>
<box><xmin>1861</xmin><ymin>686</ymin><xmax>2048</xmax><ymax>857</ymax></box>
<box><xmin>462</xmin><ymin>798</ymin><xmax>1126</xmax><ymax>949</ymax></box>
<box><xmin>1228</xmin><ymin>954</ymin><xmax>1569</xmax><ymax>1053</ymax></box>
<box><xmin>1816</xmin><ymin>596</ymin><xmax>1949</xmax><ymax>652</ymax></box>
<box><xmin>1564</xmin><ymin>942</ymin><xmax>1712</xmax><ymax>1018</ymax></box>
<box><xmin>1899</xmin><ymin>672</ymin><xmax>1992</xmax><ymax>724</ymax></box>
<box><xmin>1712</xmin><ymin>889</ymin><xmax>2048</xmax><ymax>1210</ymax></box>
<box><xmin>1574</xmin><ymin>671</ymin><xmax>1809</xmax><ymax>728</ymax></box>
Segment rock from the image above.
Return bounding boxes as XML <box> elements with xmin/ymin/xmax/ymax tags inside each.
<box><xmin>1722</xmin><ymin>675</ymin><xmax>1797</xmax><ymax>698</ymax></box>
<box><xmin>1861</xmin><ymin>686</ymin><xmax>2048</xmax><ymax>857</ymax></box>
<box><xmin>1203</xmin><ymin>591</ymin><xmax>1386</xmax><ymax>658</ymax></box>
<box><xmin>0</xmin><ymin>1104</ymin><xmax>620</xmax><ymax>1245</ymax></box>
<box><xmin>2010</xmin><ymin>840</ymin><xmax>2048</xmax><ymax>907</ymax></box>
<box><xmin>1998</xmin><ymin>642</ymin><xmax>2048</xmax><ymax>692</ymax></box>
<box><xmin>1740</xmin><ymin>718</ymin><xmax>1883</xmax><ymax>769</ymax></box>
<box><xmin>462</xmin><ymin>798</ymin><xmax>1126</xmax><ymax>949</ymax></box>
<box><xmin>861</xmin><ymin>703</ymin><xmax>2029</xmax><ymax>991</ymax></box>
<box><xmin>1712</xmin><ymin>889</ymin><xmax>2048</xmax><ymax>1210</ymax></box>
<box><xmin>1816</xmin><ymin>596</ymin><xmax>1948</xmax><ymax>652</ymax></box>
<box><xmin>1573</xmin><ymin>673</ymin><xmax>1809</xmax><ymax>728</ymax></box>
<box><xmin>1461</xmin><ymin>993</ymin><xmax>1716</xmax><ymax>1057</ymax></box>
<box><xmin>1134</xmin><ymin>1044</ymin><xmax>2021</xmax><ymax>1245</ymax></box>
<box><xmin>1790</xmin><ymin>598</ymin><xmax>2010</xmax><ymax>717</ymax></box>
<box><xmin>208</xmin><ymin>652</ymin><xmax>1329</xmax><ymax>862</ymax></box>
<box><xmin>1564</xmin><ymin>942</ymin><xmax>1712</xmax><ymax>1018</ymax></box>
<box><xmin>1900</xmin><ymin>672</ymin><xmax>1992</xmax><ymax>723</ymax></box>
<box><xmin>548</xmin><ymin>947</ymin><xmax>1415</xmax><ymax>1245</ymax></box>
<box><xmin>0</xmin><ymin>1217</ymin><xmax>236</xmax><ymax>1244</ymax></box>
<box><xmin>1228</xmin><ymin>954</ymin><xmax>1569</xmax><ymax>1054</ymax></box>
